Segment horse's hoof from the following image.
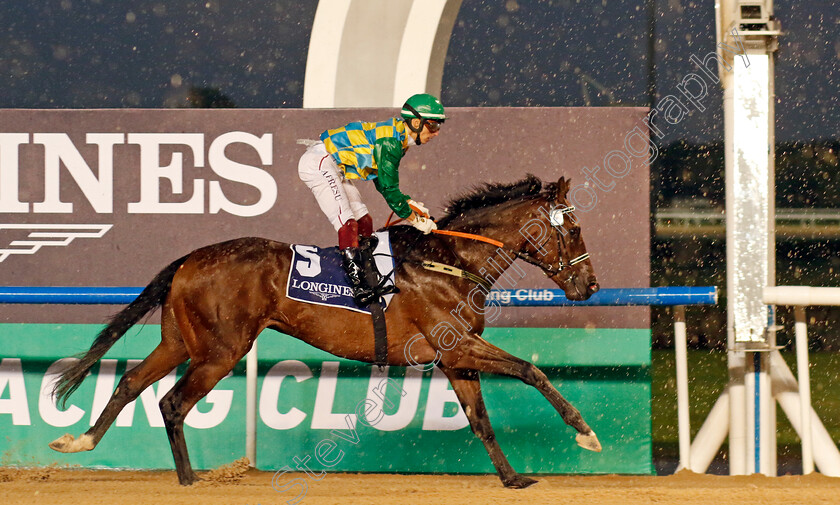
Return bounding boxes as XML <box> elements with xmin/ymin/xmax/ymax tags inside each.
<box><xmin>49</xmin><ymin>433</ymin><xmax>94</xmax><ymax>453</ymax></box>
<box><xmin>576</xmin><ymin>431</ymin><xmax>602</xmax><ymax>452</ymax></box>
<box><xmin>48</xmin><ymin>433</ymin><xmax>74</xmax><ymax>452</ymax></box>
<box><xmin>503</xmin><ymin>474</ymin><xmax>538</xmax><ymax>489</ymax></box>
<box><xmin>178</xmin><ymin>473</ymin><xmax>200</xmax><ymax>486</ymax></box>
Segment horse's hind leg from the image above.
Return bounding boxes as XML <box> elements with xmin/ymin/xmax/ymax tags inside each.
<box><xmin>439</xmin><ymin>366</ymin><xmax>537</xmax><ymax>489</ymax></box>
<box><xmin>160</xmin><ymin>285</ymin><xmax>260</xmax><ymax>485</ymax></box>
<box><xmin>159</xmin><ymin>359</ymin><xmax>236</xmax><ymax>485</ymax></box>
<box><xmin>49</xmin><ymin>313</ymin><xmax>188</xmax><ymax>453</ymax></box>
<box><xmin>448</xmin><ymin>334</ymin><xmax>601</xmax><ymax>452</ymax></box>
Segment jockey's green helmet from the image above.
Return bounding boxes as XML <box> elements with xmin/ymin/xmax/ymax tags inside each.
<box><xmin>401</xmin><ymin>94</ymin><xmax>446</xmax><ymax>144</ymax></box>
<box><xmin>401</xmin><ymin>93</ymin><xmax>446</xmax><ymax>122</ymax></box>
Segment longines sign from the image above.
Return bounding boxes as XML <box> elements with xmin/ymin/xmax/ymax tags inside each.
<box><xmin>0</xmin><ymin>108</ymin><xmax>650</xmax><ymax>329</ymax></box>
<box><xmin>1</xmin><ymin>132</ymin><xmax>276</xmax><ymax>217</ymax></box>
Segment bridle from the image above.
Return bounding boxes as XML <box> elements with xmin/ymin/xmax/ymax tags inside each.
<box><xmin>512</xmin><ymin>203</ymin><xmax>590</xmax><ymax>280</ymax></box>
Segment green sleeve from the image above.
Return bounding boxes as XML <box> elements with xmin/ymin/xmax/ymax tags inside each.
<box><xmin>373</xmin><ymin>137</ymin><xmax>413</xmax><ymax>218</ymax></box>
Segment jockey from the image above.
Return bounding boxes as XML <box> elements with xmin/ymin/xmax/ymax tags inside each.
<box><xmin>298</xmin><ymin>93</ymin><xmax>445</xmax><ymax>306</ymax></box>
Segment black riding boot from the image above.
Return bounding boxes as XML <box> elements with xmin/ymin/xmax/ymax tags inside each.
<box><xmin>341</xmin><ymin>248</ymin><xmax>376</xmax><ymax>306</ymax></box>
<box><xmin>358</xmin><ymin>236</ymin><xmax>400</xmax><ymax>298</ymax></box>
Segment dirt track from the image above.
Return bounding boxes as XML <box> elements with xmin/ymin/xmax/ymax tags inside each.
<box><xmin>2</xmin><ymin>463</ymin><xmax>839</xmax><ymax>505</ymax></box>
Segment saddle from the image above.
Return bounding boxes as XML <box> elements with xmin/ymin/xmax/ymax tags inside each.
<box><xmin>287</xmin><ymin>231</ymin><xmax>397</xmax><ymax>366</ymax></box>
<box><xmin>286</xmin><ymin>231</ymin><xmax>397</xmax><ymax>314</ymax></box>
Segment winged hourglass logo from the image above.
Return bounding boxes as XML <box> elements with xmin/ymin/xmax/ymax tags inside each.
<box><xmin>0</xmin><ymin>224</ymin><xmax>113</xmax><ymax>263</ymax></box>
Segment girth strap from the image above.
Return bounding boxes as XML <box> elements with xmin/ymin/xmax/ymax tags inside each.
<box><xmin>360</xmin><ymin>247</ymin><xmax>389</xmax><ymax>367</ymax></box>
<box><xmin>368</xmin><ymin>302</ymin><xmax>388</xmax><ymax>367</ymax></box>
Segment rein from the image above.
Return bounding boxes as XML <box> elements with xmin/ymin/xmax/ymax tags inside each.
<box><xmin>385</xmin><ymin>213</ymin><xmax>504</xmax><ymax>248</ymax></box>
<box><xmin>382</xmin><ymin>203</ymin><xmax>589</xmax><ymax>288</ymax></box>
<box><xmin>428</xmin><ymin>205</ymin><xmax>590</xmax><ymax>278</ymax></box>
<box><xmin>432</xmin><ymin>229</ymin><xmax>504</xmax><ymax>248</ymax></box>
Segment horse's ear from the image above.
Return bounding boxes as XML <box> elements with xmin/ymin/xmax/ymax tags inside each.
<box><xmin>556</xmin><ymin>177</ymin><xmax>571</xmax><ymax>199</ymax></box>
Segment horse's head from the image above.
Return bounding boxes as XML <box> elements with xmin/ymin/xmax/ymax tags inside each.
<box><xmin>437</xmin><ymin>174</ymin><xmax>599</xmax><ymax>301</ymax></box>
<box><xmin>520</xmin><ymin>177</ymin><xmax>599</xmax><ymax>301</ymax></box>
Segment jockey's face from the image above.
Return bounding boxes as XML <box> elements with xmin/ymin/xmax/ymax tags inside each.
<box><xmin>409</xmin><ymin>118</ymin><xmax>442</xmax><ymax>145</ymax></box>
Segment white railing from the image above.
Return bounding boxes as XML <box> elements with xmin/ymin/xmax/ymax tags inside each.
<box><xmin>677</xmin><ymin>286</ymin><xmax>840</xmax><ymax>476</ymax></box>
<box><xmin>763</xmin><ymin>286</ymin><xmax>840</xmax><ymax>474</ymax></box>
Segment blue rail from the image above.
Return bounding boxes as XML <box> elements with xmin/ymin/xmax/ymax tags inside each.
<box><xmin>0</xmin><ymin>286</ymin><xmax>718</xmax><ymax>306</ymax></box>
<box><xmin>489</xmin><ymin>287</ymin><xmax>718</xmax><ymax>306</ymax></box>
<box><xmin>0</xmin><ymin>286</ymin><xmax>143</xmax><ymax>304</ymax></box>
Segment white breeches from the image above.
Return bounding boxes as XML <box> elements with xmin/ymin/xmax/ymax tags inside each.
<box><xmin>298</xmin><ymin>142</ymin><xmax>370</xmax><ymax>231</ymax></box>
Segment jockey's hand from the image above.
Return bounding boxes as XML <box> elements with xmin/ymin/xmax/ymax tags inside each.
<box><xmin>408</xmin><ymin>212</ymin><xmax>437</xmax><ymax>234</ymax></box>
<box><xmin>407</xmin><ymin>199</ymin><xmax>430</xmax><ymax>218</ymax></box>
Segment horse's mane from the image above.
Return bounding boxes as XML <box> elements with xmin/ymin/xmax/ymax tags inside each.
<box><xmin>437</xmin><ymin>174</ymin><xmax>553</xmax><ymax>227</ymax></box>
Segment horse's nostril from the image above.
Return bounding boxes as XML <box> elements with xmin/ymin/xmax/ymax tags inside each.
<box><xmin>588</xmin><ymin>282</ymin><xmax>600</xmax><ymax>294</ymax></box>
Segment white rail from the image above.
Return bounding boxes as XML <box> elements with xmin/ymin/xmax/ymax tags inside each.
<box><xmin>677</xmin><ymin>286</ymin><xmax>840</xmax><ymax>476</ymax></box>
<box><xmin>763</xmin><ymin>286</ymin><xmax>840</xmax><ymax>475</ymax></box>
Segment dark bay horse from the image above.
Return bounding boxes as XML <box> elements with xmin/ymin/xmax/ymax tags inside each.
<box><xmin>49</xmin><ymin>175</ymin><xmax>601</xmax><ymax>488</ymax></box>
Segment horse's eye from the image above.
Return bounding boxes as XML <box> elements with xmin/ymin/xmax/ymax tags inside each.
<box><xmin>570</xmin><ymin>228</ymin><xmax>580</xmax><ymax>236</ymax></box>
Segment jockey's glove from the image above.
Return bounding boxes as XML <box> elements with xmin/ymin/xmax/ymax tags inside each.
<box><xmin>407</xmin><ymin>199</ymin><xmax>430</xmax><ymax>218</ymax></box>
<box><xmin>408</xmin><ymin>213</ymin><xmax>437</xmax><ymax>234</ymax></box>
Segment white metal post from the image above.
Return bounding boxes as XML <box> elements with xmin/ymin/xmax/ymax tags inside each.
<box><xmin>758</xmin><ymin>352</ymin><xmax>775</xmax><ymax>475</ymax></box>
<box><xmin>246</xmin><ymin>340</ymin><xmax>258</xmax><ymax>467</ymax></box>
<box><xmin>794</xmin><ymin>306</ymin><xmax>815</xmax><ymax>474</ymax></box>
<box><xmin>719</xmin><ymin>0</ymin><xmax>780</xmax><ymax>473</ymax></box>
<box><xmin>770</xmin><ymin>350</ymin><xmax>840</xmax><ymax>476</ymax></box>
<box><xmin>744</xmin><ymin>354</ymin><xmax>759</xmax><ymax>473</ymax></box>
<box><xmin>688</xmin><ymin>387</ymin><xmax>730</xmax><ymax>472</ymax></box>
<box><xmin>728</xmin><ymin>350</ymin><xmax>748</xmax><ymax>474</ymax></box>
<box><xmin>673</xmin><ymin>305</ymin><xmax>691</xmax><ymax>470</ymax></box>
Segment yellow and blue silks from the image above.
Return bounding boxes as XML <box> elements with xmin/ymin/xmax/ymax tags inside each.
<box><xmin>320</xmin><ymin>118</ymin><xmax>407</xmax><ymax>180</ymax></box>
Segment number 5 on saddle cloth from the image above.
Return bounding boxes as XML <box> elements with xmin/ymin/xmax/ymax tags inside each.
<box><xmin>286</xmin><ymin>231</ymin><xmax>397</xmax><ymax>314</ymax></box>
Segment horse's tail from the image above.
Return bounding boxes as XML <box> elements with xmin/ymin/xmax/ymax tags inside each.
<box><xmin>52</xmin><ymin>254</ymin><xmax>190</xmax><ymax>408</ymax></box>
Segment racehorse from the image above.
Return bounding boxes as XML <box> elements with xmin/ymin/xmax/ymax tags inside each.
<box><xmin>49</xmin><ymin>175</ymin><xmax>601</xmax><ymax>488</ymax></box>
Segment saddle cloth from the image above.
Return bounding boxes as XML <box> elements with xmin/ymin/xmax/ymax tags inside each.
<box><xmin>286</xmin><ymin>230</ymin><xmax>397</xmax><ymax>314</ymax></box>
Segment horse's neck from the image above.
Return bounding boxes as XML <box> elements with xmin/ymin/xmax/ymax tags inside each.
<box><xmin>444</xmin><ymin>201</ymin><xmax>535</xmax><ymax>274</ymax></box>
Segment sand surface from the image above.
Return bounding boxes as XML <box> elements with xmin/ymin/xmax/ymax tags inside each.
<box><xmin>2</xmin><ymin>462</ymin><xmax>838</xmax><ymax>505</ymax></box>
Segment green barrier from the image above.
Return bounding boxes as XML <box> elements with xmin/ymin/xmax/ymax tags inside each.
<box><xmin>0</xmin><ymin>324</ymin><xmax>245</xmax><ymax>469</ymax></box>
<box><xmin>0</xmin><ymin>324</ymin><xmax>652</xmax><ymax>474</ymax></box>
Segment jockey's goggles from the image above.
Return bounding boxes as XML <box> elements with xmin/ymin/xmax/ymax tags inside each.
<box><xmin>425</xmin><ymin>120</ymin><xmax>443</xmax><ymax>133</ymax></box>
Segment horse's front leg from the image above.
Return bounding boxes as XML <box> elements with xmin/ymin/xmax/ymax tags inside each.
<box><xmin>447</xmin><ymin>334</ymin><xmax>601</xmax><ymax>452</ymax></box>
<box><xmin>437</xmin><ymin>366</ymin><xmax>537</xmax><ymax>489</ymax></box>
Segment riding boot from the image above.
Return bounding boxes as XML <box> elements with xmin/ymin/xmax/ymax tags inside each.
<box><xmin>358</xmin><ymin>237</ymin><xmax>400</xmax><ymax>297</ymax></box>
<box><xmin>341</xmin><ymin>248</ymin><xmax>376</xmax><ymax>306</ymax></box>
